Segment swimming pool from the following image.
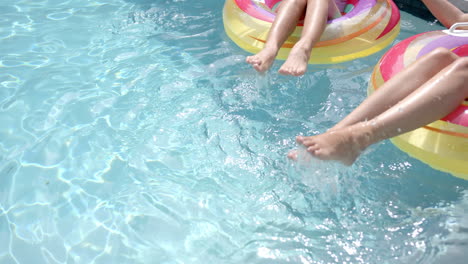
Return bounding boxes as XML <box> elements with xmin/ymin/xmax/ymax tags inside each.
<box><xmin>1</xmin><ymin>0</ymin><xmax>467</xmax><ymax>263</ymax></box>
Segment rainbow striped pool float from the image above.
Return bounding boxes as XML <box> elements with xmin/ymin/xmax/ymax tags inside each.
<box><xmin>369</xmin><ymin>27</ymin><xmax>468</xmax><ymax>179</ymax></box>
<box><xmin>223</xmin><ymin>0</ymin><xmax>400</xmax><ymax>64</ymax></box>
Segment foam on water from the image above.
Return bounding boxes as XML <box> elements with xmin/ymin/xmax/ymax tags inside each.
<box><xmin>0</xmin><ymin>0</ymin><xmax>467</xmax><ymax>263</ymax></box>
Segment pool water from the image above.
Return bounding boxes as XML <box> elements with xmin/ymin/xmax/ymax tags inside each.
<box><xmin>1</xmin><ymin>0</ymin><xmax>467</xmax><ymax>263</ymax></box>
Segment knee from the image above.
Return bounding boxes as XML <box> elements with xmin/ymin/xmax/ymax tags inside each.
<box><xmin>427</xmin><ymin>47</ymin><xmax>458</xmax><ymax>62</ymax></box>
<box><xmin>448</xmin><ymin>57</ymin><xmax>468</xmax><ymax>94</ymax></box>
<box><xmin>451</xmin><ymin>57</ymin><xmax>468</xmax><ymax>72</ymax></box>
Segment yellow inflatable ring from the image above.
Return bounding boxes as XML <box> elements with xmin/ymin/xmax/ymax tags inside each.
<box><xmin>369</xmin><ymin>27</ymin><xmax>468</xmax><ymax>179</ymax></box>
<box><xmin>223</xmin><ymin>0</ymin><xmax>400</xmax><ymax>64</ymax></box>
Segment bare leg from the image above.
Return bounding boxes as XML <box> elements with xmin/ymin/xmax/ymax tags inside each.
<box><xmin>332</xmin><ymin>48</ymin><xmax>459</xmax><ymax>130</ymax></box>
<box><xmin>290</xmin><ymin>56</ymin><xmax>468</xmax><ymax>165</ymax></box>
<box><xmin>279</xmin><ymin>0</ymin><xmax>338</xmax><ymax>76</ymax></box>
<box><xmin>421</xmin><ymin>0</ymin><xmax>468</xmax><ymax>28</ymax></box>
<box><xmin>246</xmin><ymin>0</ymin><xmax>307</xmax><ymax>73</ymax></box>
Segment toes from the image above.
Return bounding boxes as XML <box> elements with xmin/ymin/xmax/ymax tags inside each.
<box><xmin>278</xmin><ymin>67</ymin><xmax>287</xmax><ymax>75</ymax></box>
<box><xmin>253</xmin><ymin>64</ymin><xmax>262</xmax><ymax>72</ymax></box>
<box><xmin>254</xmin><ymin>63</ymin><xmax>268</xmax><ymax>73</ymax></box>
<box><xmin>291</xmin><ymin>69</ymin><xmax>300</xmax><ymax>76</ymax></box>
<box><xmin>278</xmin><ymin>64</ymin><xmax>292</xmax><ymax>75</ymax></box>
<box><xmin>291</xmin><ymin>66</ymin><xmax>306</xmax><ymax>76</ymax></box>
<box><xmin>246</xmin><ymin>56</ymin><xmax>259</xmax><ymax>65</ymax></box>
<box><xmin>287</xmin><ymin>150</ymin><xmax>298</xmax><ymax>160</ymax></box>
<box><xmin>312</xmin><ymin>148</ymin><xmax>329</xmax><ymax>159</ymax></box>
<box><xmin>296</xmin><ymin>136</ymin><xmax>317</xmax><ymax>147</ymax></box>
<box><xmin>302</xmin><ymin>138</ymin><xmax>317</xmax><ymax>147</ymax></box>
<box><xmin>307</xmin><ymin>145</ymin><xmax>319</xmax><ymax>155</ymax></box>
<box><xmin>295</xmin><ymin>69</ymin><xmax>306</xmax><ymax>76</ymax></box>
<box><xmin>296</xmin><ymin>136</ymin><xmax>304</xmax><ymax>143</ymax></box>
<box><xmin>278</xmin><ymin>67</ymin><xmax>305</xmax><ymax>76</ymax></box>
<box><xmin>279</xmin><ymin>68</ymin><xmax>294</xmax><ymax>76</ymax></box>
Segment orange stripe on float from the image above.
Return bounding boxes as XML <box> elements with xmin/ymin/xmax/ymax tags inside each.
<box><xmin>423</xmin><ymin>125</ymin><xmax>468</xmax><ymax>138</ymax></box>
<box><xmin>249</xmin><ymin>3</ymin><xmax>388</xmax><ymax>48</ymax></box>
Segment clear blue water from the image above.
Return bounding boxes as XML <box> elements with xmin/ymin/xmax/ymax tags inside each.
<box><xmin>1</xmin><ymin>0</ymin><xmax>467</xmax><ymax>263</ymax></box>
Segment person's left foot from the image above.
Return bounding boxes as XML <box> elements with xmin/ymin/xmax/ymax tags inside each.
<box><xmin>278</xmin><ymin>45</ymin><xmax>310</xmax><ymax>76</ymax></box>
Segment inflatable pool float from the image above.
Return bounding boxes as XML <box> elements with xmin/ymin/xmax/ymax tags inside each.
<box><xmin>369</xmin><ymin>23</ymin><xmax>468</xmax><ymax>179</ymax></box>
<box><xmin>223</xmin><ymin>0</ymin><xmax>400</xmax><ymax>64</ymax></box>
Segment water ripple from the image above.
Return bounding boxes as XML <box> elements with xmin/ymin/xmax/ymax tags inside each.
<box><xmin>0</xmin><ymin>1</ymin><xmax>466</xmax><ymax>263</ymax></box>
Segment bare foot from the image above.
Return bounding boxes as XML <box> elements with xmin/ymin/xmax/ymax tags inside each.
<box><xmin>278</xmin><ymin>45</ymin><xmax>310</xmax><ymax>76</ymax></box>
<box><xmin>288</xmin><ymin>125</ymin><xmax>374</xmax><ymax>165</ymax></box>
<box><xmin>246</xmin><ymin>47</ymin><xmax>277</xmax><ymax>73</ymax></box>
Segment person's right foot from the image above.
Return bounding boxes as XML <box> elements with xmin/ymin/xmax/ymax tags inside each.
<box><xmin>288</xmin><ymin>124</ymin><xmax>374</xmax><ymax>166</ymax></box>
<box><xmin>246</xmin><ymin>47</ymin><xmax>278</xmax><ymax>73</ymax></box>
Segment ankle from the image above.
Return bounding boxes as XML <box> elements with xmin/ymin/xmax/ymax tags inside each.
<box><xmin>292</xmin><ymin>40</ymin><xmax>313</xmax><ymax>54</ymax></box>
<box><xmin>262</xmin><ymin>44</ymin><xmax>280</xmax><ymax>54</ymax></box>
<box><xmin>349</xmin><ymin>122</ymin><xmax>379</xmax><ymax>151</ymax></box>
